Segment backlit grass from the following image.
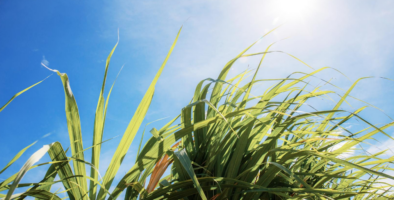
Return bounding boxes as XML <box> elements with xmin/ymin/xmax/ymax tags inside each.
<box><xmin>1</xmin><ymin>27</ymin><xmax>393</xmax><ymax>200</ymax></box>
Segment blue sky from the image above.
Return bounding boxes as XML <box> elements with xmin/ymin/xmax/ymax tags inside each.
<box><xmin>1</xmin><ymin>0</ymin><xmax>394</xmax><ymax>198</ymax></box>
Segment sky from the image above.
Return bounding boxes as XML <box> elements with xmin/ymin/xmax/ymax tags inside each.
<box><xmin>1</xmin><ymin>0</ymin><xmax>394</xmax><ymax>198</ymax></box>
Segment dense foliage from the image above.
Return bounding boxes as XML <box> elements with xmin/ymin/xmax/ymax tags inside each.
<box><xmin>1</xmin><ymin>28</ymin><xmax>394</xmax><ymax>200</ymax></box>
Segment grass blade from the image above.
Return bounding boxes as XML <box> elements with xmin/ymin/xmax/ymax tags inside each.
<box><xmin>4</xmin><ymin>144</ymin><xmax>51</xmax><ymax>200</ymax></box>
<box><xmin>54</xmin><ymin>71</ymin><xmax>88</xmax><ymax>198</ymax></box>
<box><xmin>89</xmin><ymin>34</ymin><xmax>119</xmax><ymax>200</ymax></box>
<box><xmin>0</xmin><ymin>142</ymin><xmax>36</xmax><ymax>175</ymax></box>
<box><xmin>174</xmin><ymin>149</ymin><xmax>207</xmax><ymax>200</ymax></box>
<box><xmin>0</xmin><ymin>76</ymin><xmax>49</xmax><ymax>112</ymax></box>
<box><xmin>97</xmin><ymin>27</ymin><xmax>182</xmax><ymax>200</ymax></box>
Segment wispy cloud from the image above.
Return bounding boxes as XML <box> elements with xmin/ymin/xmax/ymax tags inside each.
<box><xmin>41</xmin><ymin>132</ymin><xmax>52</xmax><ymax>139</ymax></box>
<box><xmin>366</xmin><ymin>134</ymin><xmax>394</xmax><ymax>158</ymax></box>
<box><xmin>103</xmin><ymin>0</ymin><xmax>394</xmax><ymax>114</ymax></box>
<box><xmin>41</xmin><ymin>56</ymin><xmax>49</xmax><ymax>67</ymax></box>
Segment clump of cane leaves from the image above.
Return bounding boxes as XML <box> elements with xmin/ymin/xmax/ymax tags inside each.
<box><xmin>1</xmin><ymin>26</ymin><xmax>394</xmax><ymax>200</ymax></box>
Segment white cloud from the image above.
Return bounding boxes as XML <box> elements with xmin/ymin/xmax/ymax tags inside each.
<box><xmin>330</xmin><ymin>141</ymin><xmax>356</xmax><ymax>159</ymax></box>
<box><xmin>102</xmin><ymin>0</ymin><xmax>394</xmax><ymax>115</ymax></box>
<box><xmin>328</xmin><ymin>126</ymin><xmax>357</xmax><ymax>159</ymax></box>
<box><xmin>369</xmin><ymin>170</ymin><xmax>394</xmax><ymax>195</ymax></box>
<box><xmin>366</xmin><ymin>136</ymin><xmax>394</xmax><ymax>158</ymax></box>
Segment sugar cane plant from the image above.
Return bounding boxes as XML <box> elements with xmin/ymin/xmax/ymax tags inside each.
<box><xmin>1</xmin><ymin>27</ymin><xmax>394</xmax><ymax>199</ymax></box>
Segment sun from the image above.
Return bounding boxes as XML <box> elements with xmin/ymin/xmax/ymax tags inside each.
<box><xmin>269</xmin><ymin>0</ymin><xmax>318</xmax><ymax>22</ymax></box>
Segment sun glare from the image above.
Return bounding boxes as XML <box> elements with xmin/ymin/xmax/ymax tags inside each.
<box><xmin>269</xmin><ymin>0</ymin><xmax>318</xmax><ymax>22</ymax></box>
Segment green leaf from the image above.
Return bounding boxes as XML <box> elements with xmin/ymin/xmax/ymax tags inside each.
<box><xmin>174</xmin><ymin>149</ymin><xmax>207</xmax><ymax>200</ymax></box>
<box><xmin>47</xmin><ymin>142</ymin><xmax>82</xmax><ymax>200</ymax></box>
<box><xmin>90</xmin><ymin>34</ymin><xmax>119</xmax><ymax>200</ymax></box>
<box><xmin>0</xmin><ymin>142</ymin><xmax>36</xmax><ymax>175</ymax></box>
<box><xmin>96</xmin><ymin>27</ymin><xmax>182</xmax><ymax>200</ymax></box>
<box><xmin>4</xmin><ymin>144</ymin><xmax>51</xmax><ymax>200</ymax></box>
<box><xmin>55</xmin><ymin>71</ymin><xmax>88</xmax><ymax>198</ymax></box>
<box><xmin>0</xmin><ymin>76</ymin><xmax>49</xmax><ymax>112</ymax></box>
